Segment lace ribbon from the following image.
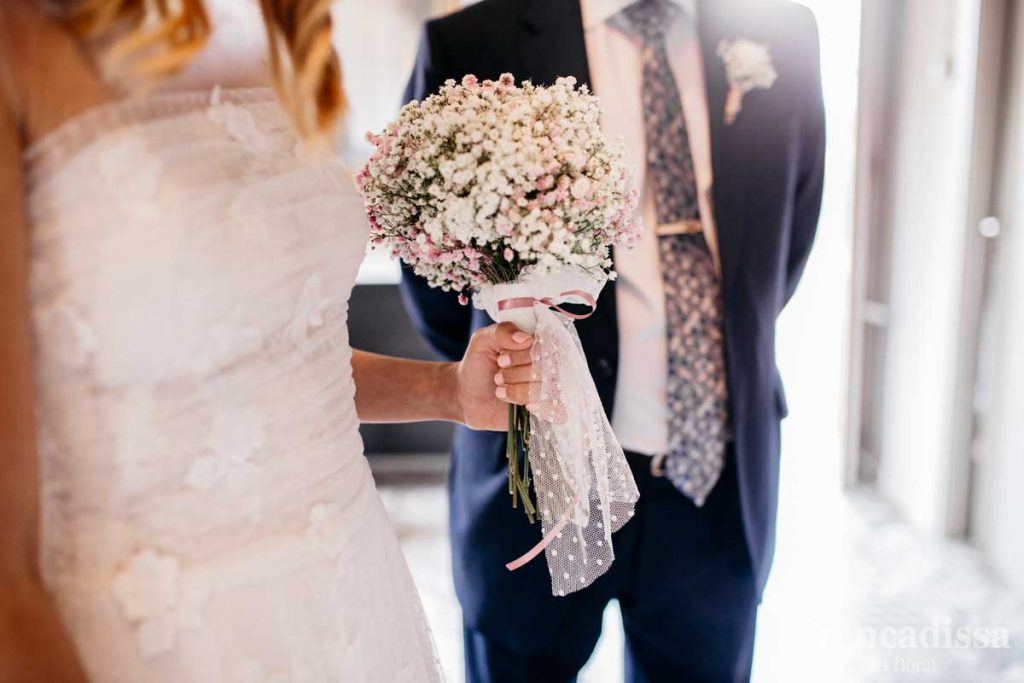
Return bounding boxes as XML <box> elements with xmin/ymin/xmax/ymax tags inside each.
<box><xmin>477</xmin><ymin>270</ymin><xmax>640</xmax><ymax>596</ymax></box>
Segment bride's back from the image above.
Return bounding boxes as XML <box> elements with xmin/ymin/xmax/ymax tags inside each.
<box><xmin>26</xmin><ymin>81</ymin><xmax>390</xmax><ymax>678</ymax></box>
<box><xmin>1</xmin><ymin>3</ymin><xmax>440</xmax><ymax>681</ymax></box>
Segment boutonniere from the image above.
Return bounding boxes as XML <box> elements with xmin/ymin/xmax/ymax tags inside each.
<box><xmin>717</xmin><ymin>40</ymin><xmax>778</xmax><ymax>125</ymax></box>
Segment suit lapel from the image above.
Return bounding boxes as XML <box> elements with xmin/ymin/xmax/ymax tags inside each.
<box><xmin>517</xmin><ymin>0</ymin><xmax>593</xmax><ymax>88</ymax></box>
<box><xmin>515</xmin><ymin>0</ymin><xmax>619</xmax><ymax>412</ymax></box>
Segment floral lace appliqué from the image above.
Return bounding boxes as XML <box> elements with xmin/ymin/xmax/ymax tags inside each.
<box><xmin>306</xmin><ymin>502</ymin><xmax>346</xmax><ymax>561</ymax></box>
<box><xmin>34</xmin><ymin>303</ymin><xmax>97</xmax><ymax>371</ymax></box>
<box><xmin>97</xmin><ymin>136</ymin><xmax>162</xmax><ymax>206</ymax></box>
<box><xmin>111</xmin><ymin>549</ymin><xmax>210</xmax><ymax>657</ymax></box>
<box><xmin>185</xmin><ymin>407</ymin><xmax>266</xmax><ymax>490</ymax></box>
<box><xmin>208</xmin><ymin>86</ymin><xmax>271</xmax><ymax>151</ymax></box>
<box><xmin>286</xmin><ymin>273</ymin><xmax>334</xmax><ymax>347</ymax></box>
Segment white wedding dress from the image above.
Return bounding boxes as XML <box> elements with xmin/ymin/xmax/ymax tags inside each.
<box><xmin>24</xmin><ymin>86</ymin><xmax>440</xmax><ymax>682</ymax></box>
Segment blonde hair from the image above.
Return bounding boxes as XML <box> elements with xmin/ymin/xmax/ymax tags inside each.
<box><xmin>64</xmin><ymin>0</ymin><xmax>346</xmax><ymax>139</ymax></box>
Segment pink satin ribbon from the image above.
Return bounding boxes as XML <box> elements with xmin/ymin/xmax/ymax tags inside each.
<box><xmin>497</xmin><ymin>289</ymin><xmax>597</xmax><ymax>320</ymax></box>
<box><xmin>506</xmin><ymin>492</ymin><xmax>582</xmax><ymax>571</ymax></box>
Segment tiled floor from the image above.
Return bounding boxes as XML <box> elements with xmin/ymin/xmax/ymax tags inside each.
<box><xmin>374</xmin><ymin>458</ymin><xmax>1024</xmax><ymax>683</ymax></box>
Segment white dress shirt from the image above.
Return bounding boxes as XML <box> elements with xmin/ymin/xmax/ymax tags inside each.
<box><xmin>581</xmin><ymin>0</ymin><xmax>721</xmax><ymax>456</ymax></box>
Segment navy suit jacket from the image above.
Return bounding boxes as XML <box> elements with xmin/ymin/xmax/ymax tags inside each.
<box><xmin>400</xmin><ymin>0</ymin><xmax>825</xmax><ymax>646</ymax></box>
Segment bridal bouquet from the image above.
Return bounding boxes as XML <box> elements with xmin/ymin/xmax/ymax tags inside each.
<box><xmin>358</xmin><ymin>74</ymin><xmax>640</xmax><ymax>594</ymax></box>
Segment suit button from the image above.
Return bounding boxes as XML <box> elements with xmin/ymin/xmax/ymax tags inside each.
<box><xmin>596</xmin><ymin>357</ymin><xmax>613</xmax><ymax>377</ymax></box>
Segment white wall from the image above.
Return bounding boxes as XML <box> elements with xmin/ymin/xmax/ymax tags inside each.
<box><xmin>877</xmin><ymin>0</ymin><xmax>983</xmax><ymax>531</ymax></box>
<box><xmin>332</xmin><ymin>0</ymin><xmax>434</xmax><ymax>285</ymax></box>
<box><xmin>974</xmin><ymin>1</ymin><xmax>1024</xmax><ymax>592</ymax></box>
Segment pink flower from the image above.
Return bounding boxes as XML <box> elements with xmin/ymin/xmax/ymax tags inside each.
<box><xmin>462</xmin><ymin>74</ymin><xmax>479</xmax><ymax>87</ymax></box>
<box><xmin>458</xmin><ymin>293</ymin><xmax>470</xmax><ymax>306</ymax></box>
<box><xmin>503</xmin><ymin>248</ymin><xmax>514</xmax><ymax>261</ymax></box>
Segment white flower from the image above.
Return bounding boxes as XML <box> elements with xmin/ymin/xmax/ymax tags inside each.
<box><xmin>571</xmin><ymin>177</ymin><xmax>591</xmax><ymax>200</ymax></box>
<box><xmin>356</xmin><ymin>74</ymin><xmax>639</xmax><ymax>293</ymax></box>
<box><xmin>717</xmin><ymin>40</ymin><xmax>777</xmax><ymax>124</ymax></box>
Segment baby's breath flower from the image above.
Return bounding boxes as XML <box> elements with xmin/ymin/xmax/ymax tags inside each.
<box><xmin>357</xmin><ymin>74</ymin><xmax>639</xmax><ymax>293</ymax></box>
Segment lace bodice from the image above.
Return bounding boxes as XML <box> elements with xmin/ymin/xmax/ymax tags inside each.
<box><xmin>24</xmin><ymin>88</ymin><xmax>439</xmax><ymax>682</ymax></box>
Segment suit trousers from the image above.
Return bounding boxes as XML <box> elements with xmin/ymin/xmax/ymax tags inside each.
<box><xmin>462</xmin><ymin>448</ymin><xmax>759</xmax><ymax>683</ymax></box>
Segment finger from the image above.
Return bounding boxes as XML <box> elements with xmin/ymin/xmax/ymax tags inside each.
<box><xmin>495</xmin><ymin>381</ymin><xmax>540</xmax><ymax>405</ymax></box>
<box><xmin>494</xmin><ymin>364</ymin><xmax>536</xmax><ymax>386</ymax></box>
<box><xmin>492</xmin><ymin>322</ymin><xmax>533</xmax><ymax>352</ymax></box>
<box><xmin>496</xmin><ymin>349</ymin><xmax>533</xmax><ymax>369</ymax></box>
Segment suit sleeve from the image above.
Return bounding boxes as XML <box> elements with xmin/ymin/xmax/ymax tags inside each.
<box><xmin>783</xmin><ymin>8</ymin><xmax>826</xmax><ymax>306</ymax></box>
<box><xmin>398</xmin><ymin>21</ymin><xmax>474</xmax><ymax>362</ymax></box>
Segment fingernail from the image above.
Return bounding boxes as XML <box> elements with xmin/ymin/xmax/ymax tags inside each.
<box><xmin>512</xmin><ymin>332</ymin><xmax>532</xmax><ymax>344</ymax></box>
<box><xmin>494</xmin><ymin>372</ymin><xmax>504</xmax><ymax>385</ymax></box>
<box><xmin>498</xmin><ymin>355</ymin><xmax>511</xmax><ymax>368</ymax></box>
<box><xmin>495</xmin><ymin>386</ymin><xmax>508</xmax><ymax>400</ymax></box>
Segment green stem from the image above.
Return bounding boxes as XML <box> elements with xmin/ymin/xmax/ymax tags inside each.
<box><xmin>506</xmin><ymin>404</ymin><xmax>536</xmax><ymax>524</ymax></box>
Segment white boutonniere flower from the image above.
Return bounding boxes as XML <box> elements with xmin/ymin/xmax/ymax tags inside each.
<box><xmin>717</xmin><ymin>40</ymin><xmax>778</xmax><ymax>125</ymax></box>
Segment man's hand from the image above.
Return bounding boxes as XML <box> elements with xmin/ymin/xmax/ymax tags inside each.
<box><xmin>453</xmin><ymin>322</ymin><xmax>537</xmax><ymax>431</ymax></box>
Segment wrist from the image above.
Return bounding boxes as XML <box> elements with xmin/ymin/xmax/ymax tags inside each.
<box><xmin>437</xmin><ymin>361</ymin><xmax>465</xmax><ymax>424</ymax></box>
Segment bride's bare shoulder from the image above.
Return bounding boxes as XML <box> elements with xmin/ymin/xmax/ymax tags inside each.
<box><xmin>0</xmin><ymin>0</ymin><xmax>271</xmax><ymax>145</ymax></box>
<box><xmin>0</xmin><ymin>0</ymin><xmax>109</xmax><ymax>145</ymax></box>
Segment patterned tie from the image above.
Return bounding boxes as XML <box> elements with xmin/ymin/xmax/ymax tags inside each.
<box><xmin>612</xmin><ymin>0</ymin><xmax>729</xmax><ymax>506</ymax></box>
